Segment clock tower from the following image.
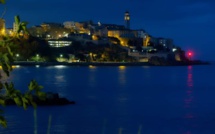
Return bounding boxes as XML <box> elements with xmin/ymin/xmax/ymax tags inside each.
<box><xmin>124</xmin><ymin>11</ymin><xmax>130</xmax><ymax>29</ymax></box>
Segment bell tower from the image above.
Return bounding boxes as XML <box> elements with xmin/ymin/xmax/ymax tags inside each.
<box><xmin>124</xmin><ymin>11</ymin><xmax>130</xmax><ymax>29</ymax></box>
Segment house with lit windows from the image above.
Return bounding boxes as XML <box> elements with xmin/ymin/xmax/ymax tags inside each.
<box><xmin>48</xmin><ymin>38</ymin><xmax>72</xmax><ymax>47</ymax></box>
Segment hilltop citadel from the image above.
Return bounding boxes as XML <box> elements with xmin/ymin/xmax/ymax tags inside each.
<box><xmin>0</xmin><ymin>11</ymin><xmax>189</xmax><ymax>64</ymax></box>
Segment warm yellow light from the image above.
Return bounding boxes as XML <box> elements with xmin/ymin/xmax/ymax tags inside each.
<box><xmin>119</xmin><ymin>66</ymin><xmax>126</xmax><ymax>70</ymax></box>
<box><xmin>125</xmin><ymin>16</ymin><xmax>130</xmax><ymax>20</ymax></box>
<box><xmin>79</xmin><ymin>31</ymin><xmax>84</xmax><ymax>34</ymax></box>
<box><xmin>92</xmin><ymin>35</ymin><xmax>98</xmax><ymax>40</ymax></box>
<box><xmin>0</xmin><ymin>65</ymin><xmax>20</xmax><ymax>69</ymax></box>
<box><xmin>89</xmin><ymin>65</ymin><xmax>96</xmax><ymax>69</ymax></box>
<box><xmin>1</xmin><ymin>28</ymin><xmax>5</xmax><ymax>35</ymax></box>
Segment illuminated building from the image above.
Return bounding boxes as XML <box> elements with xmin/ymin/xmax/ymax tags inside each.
<box><xmin>37</xmin><ymin>22</ymin><xmax>70</xmax><ymax>39</ymax></box>
<box><xmin>143</xmin><ymin>34</ymin><xmax>150</xmax><ymax>46</ymax></box>
<box><xmin>104</xmin><ymin>12</ymin><xmax>146</xmax><ymax>46</ymax></box>
<box><xmin>107</xmin><ymin>30</ymin><xmax>136</xmax><ymax>46</ymax></box>
<box><xmin>106</xmin><ymin>24</ymin><xmax>145</xmax><ymax>46</ymax></box>
<box><xmin>48</xmin><ymin>38</ymin><xmax>72</xmax><ymax>47</ymax></box>
<box><xmin>63</xmin><ymin>21</ymin><xmax>92</xmax><ymax>34</ymax></box>
<box><xmin>6</xmin><ymin>28</ymin><xmax>13</xmax><ymax>36</ymax></box>
<box><xmin>13</xmin><ymin>22</ymin><xmax>19</xmax><ymax>33</ymax></box>
<box><xmin>0</xmin><ymin>18</ymin><xmax>6</xmax><ymax>35</ymax></box>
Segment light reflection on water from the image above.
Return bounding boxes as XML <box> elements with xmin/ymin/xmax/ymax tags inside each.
<box><xmin>118</xmin><ymin>66</ymin><xmax>126</xmax><ymax>86</ymax></box>
<box><xmin>185</xmin><ymin>66</ymin><xmax>194</xmax><ymax>108</ymax></box>
<box><xmin>54</xmin><ymin>65</ymin><xmax>67</xmax><ymax>68</ymax></box>
<box><xmin>55</xmin><ymin>75</ymin><xmax>65</xmax><ymax>82</ymax></box>
<box><xmin>183</xmin><ymin>66</ymin><xmax>194</xmax><ymax>134</ymax></box>
<box><xmin>88</xmin><ymin>65</ymin><xmax>97</xmax><ymax>87</ymax></box>
<box><xmin>187</xmin><ymin>66</ymin><xmax>193</xmax><ymax>87</ymax></box>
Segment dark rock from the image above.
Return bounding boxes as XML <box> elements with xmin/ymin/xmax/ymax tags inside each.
<box><xmin>46</xmin><ymin>92</ymin><xmax>59</xmax><ymax>100</ymax></box>
<box><xmin>3</xmin><ymin>92</ymin><xmax>75</xmax><ymax>106</ymax></box>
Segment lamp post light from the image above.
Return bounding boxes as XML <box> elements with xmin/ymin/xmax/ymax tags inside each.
<box><xmin>36</xmin><ymin>54</ymin><xmax>39</xmax><ymax>61</ymax></box>
<box><xmin>16</xmin><ymin>54</ymin><xmax>19</xmax><ymax>61</ymax></box>
<box><xmin>58</xmin><ymin>54</ymin><xmax>64</xmax><ymax>62</ymax></box>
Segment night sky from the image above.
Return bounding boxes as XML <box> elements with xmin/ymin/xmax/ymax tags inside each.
<box><xmin>1</xmin><ymin>0</ymin><xmax>215</xmax><ymax>61</ymax></box>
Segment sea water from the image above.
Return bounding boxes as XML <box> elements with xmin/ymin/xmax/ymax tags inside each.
<box><xmin>0</xmin><ymin>64</ymin><xmax>215</xmax><ymax>134</ymax></box>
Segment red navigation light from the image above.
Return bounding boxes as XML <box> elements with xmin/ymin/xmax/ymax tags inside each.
<box><xmin>187</xmin><ymin>51</ymin><xmax>193</xmax><ymax>60</ymax></box>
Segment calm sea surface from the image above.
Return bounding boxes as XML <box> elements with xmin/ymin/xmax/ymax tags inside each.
<box><xmin>0</xmin><ymin>64</ymin><xmax>215</xmax><ymax>134</ymax></box>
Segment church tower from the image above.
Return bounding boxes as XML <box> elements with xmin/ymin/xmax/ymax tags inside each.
<box><xmin>124</xmin><ymin>11</ymin><xmax>130</xmax><ymax>29</ymax></box>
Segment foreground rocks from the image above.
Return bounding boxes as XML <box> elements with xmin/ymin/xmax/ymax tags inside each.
<box><xmin>4</xmin><ymin>92</ymin><xmax>75</xmax><ymax>106</ymax></box>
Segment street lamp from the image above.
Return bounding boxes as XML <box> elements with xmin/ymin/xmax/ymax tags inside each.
<box><xmin>16</xmin><ymin>54</ymin><xmax>19</xmax><ymax>61</ymax></box>
<box><xmin>36</xmin><ymin>54</ymin><xmax>39</xmax><ymax>61</ymax></box>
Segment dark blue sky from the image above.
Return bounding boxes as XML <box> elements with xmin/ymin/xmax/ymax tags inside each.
<box><xmin>1</xmin><ymin>0</ymin><xmax>215</xmax><ymax>60</ymax></box>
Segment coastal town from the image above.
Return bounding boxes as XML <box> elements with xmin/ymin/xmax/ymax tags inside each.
<box><xmin>0</xmin><ymin>11</ymin><xmax>200</xmax><ymax>65</ymax></box>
